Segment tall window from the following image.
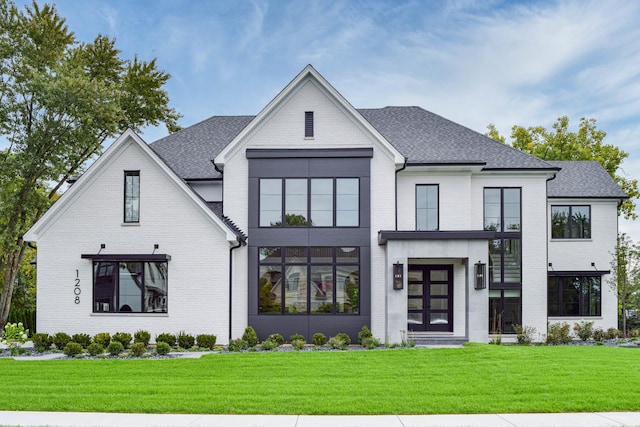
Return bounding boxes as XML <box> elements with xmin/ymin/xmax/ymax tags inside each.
<box><xmin>548</xmin><ymin>276</ymin><xmax>601</xmax><ymax>316</ymax></box>
<box><xmin>416</xmin><ymin>184</ymin><xmax>438</xmax><ymax>230</ymax></box>
<box><xmin>485</xmin><ymin>188</ymin><xmax>522</xmax><ymax>285</ymax></box>
<box><xmin>259</xmin><ymin>178</ymin><xmax>359</xmax><ymax>227</ymax></box>
<box><xmin>259</xmin><ymin>247</ymin><xmax>359</xmax><ymax>315</ymax></box>
<box><xmin>551</xmin><ymin>206</ymin><xmax>591</xmax><ymax>239</ymax></box>
<box><xmin>124</xmin><ymin>171</ymin><xmax>140</xmax><ymax>223</ymax></box>
<box><xmin>93</xmin><ymin>261</ymin><xmax>167</xmax><ymax>313</ymax></box>
<box><xmin>489</xmin><ymin>289</ymin><xmax>521</xmax><ymax>334</ymax></box>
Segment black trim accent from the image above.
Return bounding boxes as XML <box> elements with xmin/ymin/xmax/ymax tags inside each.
<box><xmin>246</xmin><ymin>148</ymin><xmax>374</xmax><ymax>159</ymax></box>
<box><xmin>548</xmin><ymin>196</ymin><xmax>629</xmax><ymax>200</ymax></box>
<box><xmin>548</xmin><ymin>270</ymin><xmax>610</xmax><ymax>276</ymax></box>
<box><xmin>82</xmin><ymin>254</ymin><xmax>171</xmax><ymax>262</ymax></box>
<box><xmin>378</xmin><ymin>230</ymin><xmax>496</xmax><ymax>245</ymax></box>
<box><xmin>482</xmin><ymin>167</ymin><xmax>561</xmax><ymax>172</ymax></box>
<box><xmin>407</xmin><ymin>161</ymin><xmax>486</xmax><ymax>167</ymax></box>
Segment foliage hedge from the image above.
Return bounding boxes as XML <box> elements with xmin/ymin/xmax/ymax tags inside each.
<box><xmin>7</xmin><ymin>308</ymin><xmax>35</xmax><ymax>335</ymax></box>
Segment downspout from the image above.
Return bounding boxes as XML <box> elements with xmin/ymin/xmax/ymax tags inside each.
<box><xmin>394</xmin><ymin>157</ymin><xmax>408</xmax><ymax>230</ymax></box>
<box><xmin>228</xmin><ymin>239</ymin><xmax>245</xmax><ymax>342</ymax></box>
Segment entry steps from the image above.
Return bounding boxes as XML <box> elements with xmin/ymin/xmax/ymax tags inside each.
<box><xmin>407</xmin><ymin>332</ymin><xmax>468</xmax><ymax>346</ymax></box>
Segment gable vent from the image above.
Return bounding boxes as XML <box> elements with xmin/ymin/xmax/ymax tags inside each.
<box><xmin>305</xmin><ymin>111</ymin><xmax>314</xmax><ymax>138</ymax></box>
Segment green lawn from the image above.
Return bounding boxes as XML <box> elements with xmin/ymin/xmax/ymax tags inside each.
<box><xmin>1</xmin><ymin>344</ymin><xmax>640</xmax><ymax>414</ymax></box>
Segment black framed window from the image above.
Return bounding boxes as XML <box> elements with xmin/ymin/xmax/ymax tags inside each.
<box><xmin>258</xmin><ymin>246</ymin><xmax>359</xmax><ymax>315</ymax></box>
<box><xmin>93</xmin><ymin>261</ymin><xmax>167</xmax><ymax>313</ymax></box>
<box><xmin>124</xmin><ymin>171</ymin><xmax>140</xmax><ymax>223</ymax></box>
<box><xmin>548</xmin><ymin>276</ymin><xmax>601</xmax><ymax>316</ymax></box>
<box><xmin>551</xmin><ymin>206</ymin><xmax>591</xmax><ymax>239</ymax></box>
<box><xmin>489</xmin><ymin>289</ymin><xmax>521</xmax><ymax>334</ymax></box>
<box><xmin>259</xmin><ymin>178</ymin><xmax>359</xmax><ymax>227</ymax></box>
<box><xmin>305</xmin><ymin>111</ymin><xmax>314</xmax><ymax>137</ymax></box>
<box><xmin>416</xmin><ymin>184</ymin><xmax>439</xmax><ymax>231</ymax></box>
<box><xmin>484</xmin><ymin>188</ymin><xmax>521</xmax><ymax>287</ymax></box>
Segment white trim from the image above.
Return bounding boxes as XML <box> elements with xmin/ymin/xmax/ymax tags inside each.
<box><xmin>214</xmin><ymin>65</ymin><xmax>405</xmax><ymax>169</ymax></box>
<box><xmin>24</xmin><ymin>129</ymin><xmax>240</xmax><ymax>245</ymax></box>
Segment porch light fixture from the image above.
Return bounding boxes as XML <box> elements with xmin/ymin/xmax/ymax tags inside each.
<box><xmin>474</xmin><ymin>261</ymin><xmax>486</xmax><ymax>290</ymax></box>
<box><xmin>393</xmin><ymin>262</ymin><xmax>404</xmax><ymax>290</ymax></box>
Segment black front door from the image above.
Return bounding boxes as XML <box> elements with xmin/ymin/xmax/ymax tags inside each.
<box><xmin>408</xmin><ymin>265</ymin><xmax>453</xmax><ymax>332</ymax></box>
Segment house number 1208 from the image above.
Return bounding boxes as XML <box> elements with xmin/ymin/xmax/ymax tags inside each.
<box><xmin>74</xmin><ymin>269</ymin><xmax>81</xmax><ymax>304</ymax></box>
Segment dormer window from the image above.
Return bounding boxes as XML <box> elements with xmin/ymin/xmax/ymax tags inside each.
<box><xmin>305</xmin><ymin>111</ymin><xmax>314</xmax><ymax>138</ymax></box>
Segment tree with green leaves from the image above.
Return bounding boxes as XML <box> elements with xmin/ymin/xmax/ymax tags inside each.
<box><xmin>608</xmin><ymin>233</ymin><xmax>640</xmax><ymax>336</ymax></box>
<box><xmin>486</xmin><ymin>116</ymin><xmax>638</xmax><ymax>219</ymax></box>
<box><xmin>0</xmin><ymin>0</ymin><xmax>181</xmax><ymax>328</ymax></box>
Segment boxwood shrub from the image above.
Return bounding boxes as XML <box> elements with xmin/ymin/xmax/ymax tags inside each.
<box><xmin>63</xmin><ymin>342</ymin><xmax>84</xmax><ymax>357</ymax></box>
<box><xmin>196</xmin><ymin>334</ymin><xmax>217</xmax><ymax>350</ymax></box>
<box><xmin>312</xmin><ymin>333</ymin><xmax>327</xmax><ymax>346</ymax></box>
<box><xmin>71</xmin><ymin>333</ymin><xmax>92</xmax><ymax>348</ymax></box>
<box><xmin>155</xmin><ymin>341</ymin><xmax>171</xmax><ymax>356</ymax></box>
<box><xmin>87</xmin><ymin>342</ymin><xmax>104</xmax><ymax>356</ymax></box>
<box><xmin>112</xmin><ymin>332</ymin><xmax>132</xmax><ymax>348</ymax></box>
<box><xmin>32</xmin><ymin>333</ymin><xmax>51</xmax><ymax>352</ymax></box>
<box><xmin>134</xmin><ymin>330</ymin><xmax>151</xmax><ymax>346</ymax></box>
<box><xmin>107</xmin><ymin>341</ymin><xmax>124</xmax><ymax>356</ymax></box>
<box><xmin>267</xmin><ymin>333</ymin><xmax>284</xmax><ymax>346</ymax></box>
<box><xmin>52</xmin><ymin>332</ymin><xmax>71</xmax><ymax>350</ymax></box>
<box><xmin>156</xmin><ymin>333</ymin><xmax>176</xmax><ymax>347</ymax></box>
<box><xmin>93</xmin><ymin>332</ymin><xmax>111</xmax><ymax>347</ymax></box>
<box><xmin>130</xmin><ymin>342</ymin><xmax>147</xmax><ymax>357</ymax></box>
<box><xmin>177</xmin><ymin>331</ymin><xmax>195</xmax><ymax>349</ymax></box>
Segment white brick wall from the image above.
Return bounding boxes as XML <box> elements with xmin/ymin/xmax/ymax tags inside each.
<box><xmin>35</xmin><ymin>139</ymin><xmax>236</xmax><ymax>343</ymax></box>
<box><xmin>548</xmin><ymin>199</ymin><xmax>619</xmax><ymax>331</ymax></box>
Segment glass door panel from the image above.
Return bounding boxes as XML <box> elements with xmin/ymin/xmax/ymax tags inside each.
<box><xmin>408</xmin><ymin>265</ymin><xmax>453</xmax><ymax>332</ymax></box>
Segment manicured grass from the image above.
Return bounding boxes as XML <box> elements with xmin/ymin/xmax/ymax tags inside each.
<box><xmin>1</xmin><ymin>344</ymin><xmax>640</xmax><ymax>414</ymax></box>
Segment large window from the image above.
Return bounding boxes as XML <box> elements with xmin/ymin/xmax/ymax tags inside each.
<box><xmin>124</xmin><ymin>171</ymin><xmax>140</xmax><ymax>223</ymax></box>
<box><xmin>548</xmin><ymin>276</ymin><xmax>601</xmax><ymax>316</ymax></box>
<box><xmin>551</xmin><ymin>206</ymin><xmax>591</xmax><ymax>239</ymax></box>
<box><xmin>259</xmin><ymin>247</ymin><xmax>359</xmax><ymax>315</ymax></box>
<box><xmin>484</xmin><ymin>188</ymin><xmax>520</xmax><ymax>232</ymax></box>
<box><xmin>259</xmin><ymin>178</ymin><xmax>359</xmax><ymax>227</ymax></box>
<box><xmin>93</xmin><ymin>261</ymin><xmax>167</xmax><ymax>313</ymax></box>
<box><xmin>485</xmin><ymin>188</ymin><xmax>521</xmax><ymax>286</ymax></box>
<box><xmin>416</xmin><ymin>185</ymin><xmax>438</xmax><ymax>231</ymax></box>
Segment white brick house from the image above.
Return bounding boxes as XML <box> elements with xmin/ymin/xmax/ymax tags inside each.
<box><xmin>24</xmin><ymin>65</ymin><xmax>626</xmax><ymax>344</ymax></box>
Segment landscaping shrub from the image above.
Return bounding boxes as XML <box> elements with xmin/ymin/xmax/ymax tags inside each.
<box><xmin>335</xmin><ymin>332</ymin><xmax>351</xmax><ymax>346</ymax></box>
<box><xmin>63</xmin><ymin>342</ymin><xmax>83</xmax><ymax>357</ymax></box>
<box><xmin>71</xmin><ymin>333</ymin><xmax>92</xmax><ymax>348</ymax></box>
<box><xmin>312</xmin><ymin>332</ymin><xmax>327</xmax><ymax>346</ymax></box>
<box><xmin>32</xmin><ymin>333</ymin><xmax>51</xmax><ymax>352</ymax></box>
<box><xmin>242</xmin><ymin>326</ymin><xmax>258</xmax><ymax>347</ymax></box>
<box><xmin>196</xmin><ymin>334</ymin><xmax>217</xmax><ymax>350</ymax></box>
<box><xmin>156</xmin><ymin>333</ymin><xmax>176</xmax><ymax>347</ymax></box>
<box><xmin>328</xmin><ymin>336</ymin><xmax>347</xmax><ymax>350</ymax></box>
<box><xmin>573</xmin><ymin>320</ymin><xmax>594</xmax><ymax>341</ymax></box>
<box><xmin>87</xmin><ymin>343</ymin><xmax>104</xmax><ymax>356</ymax></box>
<box><xmin>267</xmin><ymin>333</ymin><xmax>284</xmax><ymax>346</ymax></box>
<box><xmin>93</xmin><ymin>332</ymin><xmax>111</xmax><ymax>347</ymax></box>
<box><xmin>130</xmin><ymin>342</ymin><xmax>147</xmax><ymax>357</ymax></box>
<box><xmin>364</xmin><ymin>337</ymin><xmax>381</xmax><ymax>349</ymax></box>
<box><xmin>605</xmin><ymin>328</ymin><xmax>620</xmax><ymax>340</ymax></box>
<box><xmin>289</xmin><ymin>333</ymin><xmax>304</xmax><ymax>343</ymax></box>
<box><xmin>228</xmin><ymin>338</ymin><xmax>248</xmax><ymax>352</ymax></box>
<box><xmin>177</xmin><ymin>331</ymin><xmax>195</xmax><ymax>349</ymax></box>
<box><xmin>52</xmin><ymin>332</ymin><xmax>71</xmax><ymax>350</ymax></box>
<box><xmin>358</xmin><ymin>326</ymin><xmax>372</xmax><ymax>346</ymax></box>
<box><xmin>513</xmin><ymin>325</ymin><xmax>536</xmax><ymax>345</ymax></box>
<box><xmin>155</xmin><ymin>341</ymin><xmax>171</xmax><ymax>356</ymax></box>
<box><xmin>107</xmin><ymin>341</ymin><xmax>124</xmax><ymax>356</ymax></box>
<box><xmin>291</xmin><ymin>338</ymin><xmax>305</xmax><ymax>351</ymax></box>
<box><xmin>7</xmin><ymin>308</ymin><xmax>36</xmax><ymax>336</ymax></box>
<box><xmin>593</xmin><ymin>328</ymin><xmax>605</xmax><ymax>342</ymax></box>
<box><xmin>260</xmin><ymin>339</ymin><xmax>278</xmax><ymax>351</ymax></box>
<box><xmin>134</xmin><ymin>330</ymin><xmax>151</xmax><ymax>346</ymax></box>
<box><xmin>546</xmin><ymin>322</ymin><xmax>571</xmax><ymax>345</ymax></box>
<box><xmin>112</xmin><ymin>332</ymin><xmax>132</xmax><ymax>348</ymax></box>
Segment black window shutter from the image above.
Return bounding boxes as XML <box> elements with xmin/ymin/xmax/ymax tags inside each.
<box><xmin>305</xmin><ymin>111</ymin><xmax>314</xmax><ymax>137</ymax></box>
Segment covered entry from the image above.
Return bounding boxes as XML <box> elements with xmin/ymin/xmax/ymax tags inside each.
<box><xmin>408</xmin><ymin>265</ymin><xmax>453</xmax><ymax>331</ymax></box>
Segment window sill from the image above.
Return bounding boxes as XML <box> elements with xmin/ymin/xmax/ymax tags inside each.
<box><xmin>121</xmin><ymin>222</ymin><xmax>140</xmax><ymax>227</ymax></box>
<box><xmin>304</xmin><ymin>137</ymin><xmax>315</xmax><ymax>140</ymax></box>
<box><xmin>550</xmin><ymin>238</ymin><xmax>593</xmax><ymax>242</ymax></box>
<box><xmin>548</xmin><ymin>316</ymin><xmax>602</xmax><ymax>320</ymax></box>
<box><xmin>91</xmin><ymin>312</ymin><xmax>168</xmax><ymax>317</ymax></box>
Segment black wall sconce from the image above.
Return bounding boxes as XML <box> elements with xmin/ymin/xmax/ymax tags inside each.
<box><xmin>475</xmin><ymin>261</ymin><xmax>486</xmax><ymax>290</ymax></box>
<box><xmin>393</xmin><ymin>262</ymin><xmax>404</xmax><ymax>290</ymax></box>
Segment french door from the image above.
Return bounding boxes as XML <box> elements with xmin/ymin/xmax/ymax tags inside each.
<box><xmin>407</xmin><ymin>265</ymin><xmax>453</xmax><ymax>332</ymax></box>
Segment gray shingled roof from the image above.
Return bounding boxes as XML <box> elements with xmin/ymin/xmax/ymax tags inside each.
<box><xmin>150</xmin><ymin>106</ymin><xmax>560</xmax><ymax>179</ymax></box>
<box><xmin>359</xmin><ymin>107</ymin><xmax>556</xmax><ymax>169</ymax></box>
<box><xmin>547</xmin><ymin>161</ymin><xmax>627</xmax><ymax>199</ymax></box>
<box><xmin>151</xmin><ymin>115</ymin><xmax>253</xmax><ymax>179</ymax></box>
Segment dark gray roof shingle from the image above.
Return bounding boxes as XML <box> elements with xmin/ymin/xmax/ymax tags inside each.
<box><xmin>358</xmin><ymin>107</ymin><xmax>556</xmax><ymax>169</ymax></box>
<box><xmin>151</xmin><ymin>115</ymin><xmax>253</xmax><ymax>179</ymax></box>
<box><xmin>547</xmin><ymin>161</ymin><xmax>627</xmax><ymax>199</ymax></box>
<box><xmin>150</xmin><ymin>107</ymin><xmax>558</xmax><ymax>179</ymax></box>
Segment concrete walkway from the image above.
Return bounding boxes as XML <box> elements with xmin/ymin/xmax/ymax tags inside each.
<box><xmin>0</xmin><ymin>411</ymin><xmax>638</xmax><ymax>426</ymax></box>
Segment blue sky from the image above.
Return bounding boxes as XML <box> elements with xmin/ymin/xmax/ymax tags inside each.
<box><xmin>11</xmin><ymin>0</ymin><xmax>640</xmax><ymax>240</ymax></box>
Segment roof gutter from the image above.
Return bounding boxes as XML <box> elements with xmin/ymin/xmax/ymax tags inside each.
<box><xmin>395</xmin><ymin>157</ymin><xmax>408</xmax><ymax>230</ymax></box>
<box><xmin>228</xmin><ymin>238</ymin><xmax>246</xmax><ymax>343</ymax></box>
